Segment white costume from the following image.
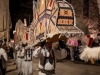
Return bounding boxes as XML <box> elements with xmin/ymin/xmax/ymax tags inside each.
<box><xmin>15</xmin><ymin>45</ymin><xmax>20</xmax><ymax>69</ymax></box>
<box><xmin>16</xmin><ymin>45</ymin><xmax>24</xmax><ymax>74</ymax></box>
<box><xmin>13</xmin><ymin>44</ymin><xmax>17</xmax><ymax>65</ymax></box>
<box><xmin>33</xmin><ymin>46</ymin><xmax>67</xmax><ymax>75</ymax></box>
<box><xmin>0</xmin><ymin>47</ymin><xmax>7</xmax><ymax>75</ymax></box>
<box><xmin>13</xmin><ymin>49</ymin><xmax>16</xmax><ymax>64</ymax></box>
<box><xmin>80</xmin><ymin>46</ymin><xmax>100</xmax><ymax>62</ymax></box>
<box><xmin>22</xmin><ymin>46</ymin><xmax>34</xmax><ymax>75</ymax></box>
<box><xmin>0</xmin><ymin>48</ymin><xmax>7</xmax><ymax>61</ymax></box>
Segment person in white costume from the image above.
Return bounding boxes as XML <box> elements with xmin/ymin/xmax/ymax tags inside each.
<box><xmin>22</xmin><ymin>46</ymin><xmax>34</xmax><ymax>75</ymax></box>
<box><xmin>15</xmin><ymin>44</ymin><xmax>20</xmax><ymax>69</ymax></box>
<box><xmin>80</xmin><ymin>46</ymin><xmax>100</xmax><ymax>63</ymax></box>
<box><xmin>33</xmin><ymin>40</ymin><xmax>67</xmax><ymax>75</ymax></box>
<box><xmin>0</xmin><ymin>40</ymin><xmax>7</xmax><ymax>75</ymax></box>
<box><xmin>13</xmin><ymin>44</ymin><xmax>17</xmax><ymax>65</ymax></box>
<box><xmin>16</xmin><ymin>43</ymin><xmax>26</xmax><ymax>75</ymax></box>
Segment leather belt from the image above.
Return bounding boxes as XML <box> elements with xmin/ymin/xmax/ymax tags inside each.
<box><xmin>25</xmin><ymin>60</ymin><xmax>32</xmax><ymax>61</ymax></box>
<box><xmin>18</xmin><ymin>56</ymin><xmax>24</xmax><ymax>59</ymax></box>
<box><xmin>39</xmin><ymin>68</ymin><xmax>55</xmax><ymax>74</ymax></box>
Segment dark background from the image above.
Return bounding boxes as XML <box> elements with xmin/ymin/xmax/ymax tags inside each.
<box><xmin>9</xmin><ymin>0</ymin><xmax>34</xmax><ymax>39</ymax></box>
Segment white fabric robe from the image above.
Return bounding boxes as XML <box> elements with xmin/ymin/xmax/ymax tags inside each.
<box><xmin>33</xmin><ymin>47</ymin><xmax>67</xmax><ymax>75</ymax></box>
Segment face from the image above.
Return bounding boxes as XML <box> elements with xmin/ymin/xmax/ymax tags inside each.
<box><xmin>45</xmin><ymin>42</ymin><xmax>52</xmax><ymax>50</ymax></box>
<box><xmin>27</xmin><ymin>48</ymin><xmax>31</xmax><ymax>53</ymax></box>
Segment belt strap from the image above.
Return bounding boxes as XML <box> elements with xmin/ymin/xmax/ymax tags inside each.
<box><xmin>39</xmin><ymin>68</ymin><xmax>55</xmax><ymax>74</ymax></box>
<box><xmin>25</xmin><ymin>60</ymin><xmax>32</xmax><ymax>61</ymax></box>
<box><xmin>18</xmin><ymin>56</ymin><xmax>24</xmax><ymax>58</ymax></box>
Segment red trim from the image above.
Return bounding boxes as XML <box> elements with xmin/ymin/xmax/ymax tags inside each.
<box><xmin>26</xmin><ymin>34</ymin><xmax>28</xmax><ymax>40</ymax></box>
<box><xmin>49</xmin><ymin>0</ymin><xmax>53</xmax><ymax>7</ymax></box>
<box><xmin>88</xmin><ymin>38</ymin><xmax>93</xmax><ymax>47</ymax></box>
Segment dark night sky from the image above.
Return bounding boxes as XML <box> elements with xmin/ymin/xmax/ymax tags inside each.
<box><xmin>9</xmin><ymin>0</ymin><xmax>33</xmax><ymax>39</ymax></box>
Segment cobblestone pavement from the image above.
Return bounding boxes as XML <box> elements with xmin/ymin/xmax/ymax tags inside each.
<box><xmin>6</xmin><ymin>58</ymin><xmax>100</xmax><ymax>75</ymax></box>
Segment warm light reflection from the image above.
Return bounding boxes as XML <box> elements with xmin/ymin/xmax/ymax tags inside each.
<box><xmin>42</xmin><ymin>0</ymin><xmax>44</xmax><ymax>4</ymax></box>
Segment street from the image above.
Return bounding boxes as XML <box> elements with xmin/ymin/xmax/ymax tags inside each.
<box><xmin>6</xmin><ymin>58</ymin><xmax>100</xmax><ymax>75</ymax></box>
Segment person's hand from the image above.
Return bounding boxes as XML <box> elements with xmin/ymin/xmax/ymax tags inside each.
<box><xmin>37</xmin><ymin>47</ymin><xmax>42</xmax><ymax>53</ymax></box>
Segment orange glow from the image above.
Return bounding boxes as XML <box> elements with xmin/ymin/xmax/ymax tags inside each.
<box><xmin>42</xmin><ymin>0</ymin><xmax>44</xmax><ymax>4</ymax></box>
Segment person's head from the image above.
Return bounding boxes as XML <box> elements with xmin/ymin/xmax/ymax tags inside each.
<box><xmin>53</xmin><ymin>42</ymin><xmax>59</xmax><ymax>49</ymax></box>
<box><xmin>31</xmin><ymin>46</ymin><xmax>34</xmax><ymax>51</ymax></box>
<box><xmin>22</xmin><ymin>42</ymin><xmax>27</xmax><ymax>47</ymax></box>
<box><xmin>27</xmin><ymin>47</ymin><xmax>30</xmax><ymax>51</ymax></box>
<box><xmin>45</xmin><ymin>40</ymin><xmax>52</xmax><ymax>50</ymax></box>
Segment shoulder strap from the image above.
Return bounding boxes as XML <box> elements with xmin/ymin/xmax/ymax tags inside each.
<box><xmin>24</xmin><ymin>47</ymin><xmax>27</xmax><ymax>60</ymax></box>
<box><xmin>52</xmin><ymin>50</ymin><xmax>55</xmax><ymax>69</ymax></box>
<box><xmin>31</xmin><ymin>49</ymin><xmax>32</xmax><ymax>60</ymax></box>
<box><xmin>43</xmin><ymin>49</ymin><xmax>47</xmax><ymax>69</ymax></box>
<box><xmin>41</xmin><ymin>49</ymin><xmax>55</xmax><ymax>69</ymax></box>
<box><xmin>40</xmin><ymin>48</ymin><xmax>47</xmax><ymax>69</ymax></box>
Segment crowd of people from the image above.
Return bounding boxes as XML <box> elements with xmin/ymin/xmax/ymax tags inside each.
<box><xmin>0</xmin><ymin>36</ymin><xmax>100</xmax><ymax>75</ymax></box>
<box><xmin>14</xmin><ymin>40</ymin><xmax>67</xmax><ymax>75</ymax></box>
<box><xmin>11</xmin><ymin>38</ymin><xmax>100</xmax><ymax>75</ymax></box>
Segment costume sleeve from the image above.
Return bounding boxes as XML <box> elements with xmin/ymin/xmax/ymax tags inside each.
<box><xmin>15</xmin><ymin>45</ymin><xmax>20</xmax><ymax>52</ymax></box>
<box><xmin>53</xmin><ymin>48</ymin><xmax>67</xmax><ymax>59</ymax></box>
<box><xmin>0</xmin><ymin>48</ymin><xmax>8</xmax><ymax>61</ymax></box>
<box><xmin>33</xmin><ymin>47</ymin><xmax>41</xmax><ymax>57</ymax></box>
<box><xmin>15</xmin><ymin>45</ymin><xmax>18</xmax><ymax>50</ymax></box>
